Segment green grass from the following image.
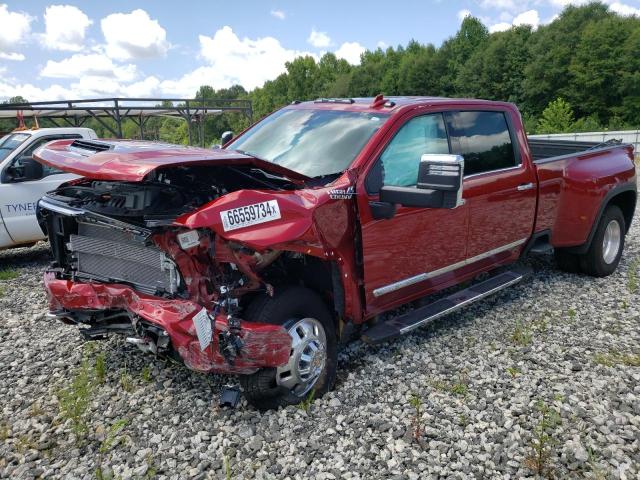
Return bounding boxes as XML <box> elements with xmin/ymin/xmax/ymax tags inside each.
<box><xmin>0</xmin><ymin>268</ymin><xmax>18</xmax><ymax>281</ymax></box>
<box><xmin>511</xmin><ymin>321</ymin><xmax>533</xmax><ymax>346</ymax></box>
<box><xmin>95</xmin><ymin>351</ymin><xmax>107</xmax><ymax>384</ymax></box>
<box><xmin>120</xmin><ymin>363</ymin><xmax>134</xmax><ymax>393</ymax></box>
<box><xmin>57</xmin><ymin>359</ymin><xmax>93</xmax><ymax>444</ymax></box>
<box><xmin>507</xmin><ymin>366</ymin><xmax>520</xmax><ymax>379</ymax></box>
<box><xmin>524</xmin><ymin>400</ymin><xmax>562</xmax><ymax>478</ymax></box>
<box><xmin>296</xmin><ymin>389</ymin><xmax>315</xmax><ymax>412</ymax></box>
<box><xmin>140</xmin><ymin>365</ymin><xmax>153</xmax><ymax>383</ymax></box>
<box><xmin>593</xmin><ymin>350</ymin><xmax>640</xmax><ymax>367</ymax></box>
<box><xmin>430</xmin><ymin>372</ymin><xmax>470</xmax><ymax>398</ymax></box>
<box><xmin>408</xmin><ymin>392</ymin><xmax>424</xmax><ymax>441</ymax></box>
<box><xmin>627</xmin><ymin>257</ymin><xmax>640</xmax><ymax>293</ymax></box>
<box><xmin>99</xmin><ymin>419</ymin><xmax>128</xmax><ymax>454</ymax></box>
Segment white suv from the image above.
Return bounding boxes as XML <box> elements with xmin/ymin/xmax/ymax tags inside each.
<box><xmin>0</xmin><ymin>127</ymin><xmax>97</xmax><ymax>249</ymax></box>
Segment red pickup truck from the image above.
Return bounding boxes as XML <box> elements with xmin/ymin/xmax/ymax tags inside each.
<box><xmin>35</xmin><ymin>96</ymin><xmax>636</xmax><ymax>410</ymax></box>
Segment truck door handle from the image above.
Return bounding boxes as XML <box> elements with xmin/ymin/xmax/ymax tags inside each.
<box><xmin>517</xmin><ymin>183</ymin><xmax>534</xmax><ymax>191</ymax></box>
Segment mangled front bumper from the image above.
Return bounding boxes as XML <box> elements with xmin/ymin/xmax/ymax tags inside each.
<box><xmin>44</xmin><ymin>273</ymin><xmax>291</xmax><ymax>375</ymax></box>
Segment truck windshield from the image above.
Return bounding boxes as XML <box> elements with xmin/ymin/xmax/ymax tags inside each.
<box><xmin>227</xmin><ymin>109</ymin><xmax>389</xmax><ymax>177</ymax></box>
<box><xmin>0</xmin><ymin>133</ymin><xmax>30</xmax><ymax>161</ymax></box>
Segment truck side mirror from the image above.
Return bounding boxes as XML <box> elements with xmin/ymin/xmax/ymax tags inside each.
<box><xmin>221</xmin><ymin>131</ymin><xmax>234</xmax><ymax>146</ymax></box>
<box><xmin>379</xmin><ymin>154</ymin><xmax>465</xmax><ymax>210</ymax></box>
<box><xmin>23</xmin><ymin>157</ymin><xmax>44</xmax><ymax>180</ymax></box>
<box><xmin>6</xmin><ymin>156</ymin><xmax>44</xmax><ymax>182</ymax></box>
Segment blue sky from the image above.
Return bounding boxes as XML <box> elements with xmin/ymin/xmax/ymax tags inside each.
<box><xmin>0</xmin><ymin>0</ymin><xmax>638</xmax><ymax>100</ymax></box>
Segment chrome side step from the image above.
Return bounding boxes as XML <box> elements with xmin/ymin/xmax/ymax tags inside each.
<box><xmin>362</xmin><ymin>268</ymin><xmax>529</xmax><ymax>344</ymax></box>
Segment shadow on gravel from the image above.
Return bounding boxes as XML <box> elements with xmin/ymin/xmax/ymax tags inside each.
<box><xmin>0</xmin><ymin>242</ymin><xmax>51</xmax><ymax>269</ymax></box>
<box><xmin>335</xmin><ymin>255</ymin><xmax>556</xmax><ymax>384</ymax></box>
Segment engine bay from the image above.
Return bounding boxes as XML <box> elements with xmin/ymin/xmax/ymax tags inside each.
<box><xmin>45</xmin><ymin>164</ymin><xmax>298</xmax><ymax>227</ymax></box>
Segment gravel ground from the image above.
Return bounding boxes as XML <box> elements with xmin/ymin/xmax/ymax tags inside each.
<box><xmin>1</xmin><ymin>216</ymin><xmax>639</xmax><ymax>480</ymax></box>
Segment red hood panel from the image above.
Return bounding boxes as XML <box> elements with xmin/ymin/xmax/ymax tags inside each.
<box><xmin>33</xmin><ymin>139</ymin><xmax>310</xmax><ymax>182</ymax></box>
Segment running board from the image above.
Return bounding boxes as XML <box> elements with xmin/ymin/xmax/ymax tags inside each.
<box><xmin>362</xmin><ymin>268</ymin><xmax>529</xmax><ymax>345</ymax></box>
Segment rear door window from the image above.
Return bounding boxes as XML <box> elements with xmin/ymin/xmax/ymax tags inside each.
<box><xmin>445</xmin><ymin>111</ymin><xmax>517</xmax><ymax>176</ymax></box>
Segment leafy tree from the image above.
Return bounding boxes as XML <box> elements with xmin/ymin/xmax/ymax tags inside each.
<box><xmin>537</xmin><ymin>98</ymin><xmax>575</xmax><ymax>133</ymax></box>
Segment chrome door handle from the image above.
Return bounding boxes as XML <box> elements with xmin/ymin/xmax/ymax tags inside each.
<box><xmin>517</xmin><ymin>183</ymin><xmax>534</xmax><ymax>191</ymax></box>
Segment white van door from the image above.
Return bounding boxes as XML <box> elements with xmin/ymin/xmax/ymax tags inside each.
<box><xmin>0</xmin><ymin>135</ymin><xmax>80</xmax><ymax>245</ymax></box>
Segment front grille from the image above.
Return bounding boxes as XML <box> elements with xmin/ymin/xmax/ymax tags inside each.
<box><xmin>67</xmin><ymin>222</ymin><xmax>179</xmax><ymax>295</ymax></box>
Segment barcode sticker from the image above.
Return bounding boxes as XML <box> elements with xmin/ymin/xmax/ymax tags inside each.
<box><xmin>192</xmin><ymin>308</ymin><xmax>212</xmax><ymax>351</ymax></box>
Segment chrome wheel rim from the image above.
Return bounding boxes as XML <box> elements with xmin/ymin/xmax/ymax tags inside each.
<box><xmin>276</xmin><ymin>318</ymin><xmax>327</xmax><ymax>397</ymax></box>
<box><xmin>602</xmin><ymin>219</ymin><xmax>622</xmax><ymax>264</ymax></box>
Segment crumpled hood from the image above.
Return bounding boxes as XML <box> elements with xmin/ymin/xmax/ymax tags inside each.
<box><xmin>33</xmin><ymin>138</ymin><xmax>310</xmax><ymax>183</ymax></box>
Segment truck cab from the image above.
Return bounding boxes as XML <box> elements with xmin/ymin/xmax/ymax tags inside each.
<box><xmin>0</xmin><ymin>127</ymin><xmax>97</xmax><ymax>249</ymax></box>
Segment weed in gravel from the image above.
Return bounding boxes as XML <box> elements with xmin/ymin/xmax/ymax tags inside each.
<box><xmin>15</xmin><ymin>435</ymin><xmax>37</xmax><ymax>454</ymax></box>
<box><xmin>408</xmin><ymin>392</ymin><xmax>424</xmax><ymax>441</ymax></box>
<box><xmin>296</xmin><ymin>389</ymin><xmax>315</xmax><ymax>412</ymax></box>
<box><xmin>524</xmin><ymin>400</ymin><xmax>562</xmax><ymax>478</ymax></box>
<box><xmin>567</xmin><ymin>308</ymin><xmax>577</xmax><ymax>319</ymax></box>
<box><xmin>94</xmin><ymin>351</ymin><xmax>107</xmax><ymax>384</ymax></box>
<box><xmin>507</xmin><ymin>366</ymin><xmax>520</xmax><ymax>379</ymax></box>
<box><xmin>0</xmin><ymin>268</ymin><xmax>19</xmax><ymax>281</ymax></box>
<box><xmin>120</xmin><ymin>362</ymin><xmax>134</xmax><ymax>392</ymax></box>
<box><xmin>141</xmin><ymin>365</ymin><xmax>153</xmax><ymax>383</ymax></box>
<box><xmin>95</xmin><ymin>419</ymin><xmax>128</xmax><ymax>480</ymax></box>
<box><xmin>29</xmin><ymin>401</ymin><xmax>45</xmax><ymax>417</ymax></box>
<box><xmin>458</xmin><ymin>413</ymin><xmax>469</xmax><ymax>428</ymax></box>
<box><xmin>585</xmin><ymin>445</ymin><xmax>607</xmax><ymax>480</ymax></box>
<box><xmin>99</xmin><ymin>419</ymin><xmax>128</xmax><ymax>454</ymax></box>
<box><xmin>627</xmin><ymin>257</ymin><xmax>640</xmax><ymax>292</ymax></box>
<box><xmin>57</xmin><ymin>359</ymin><xmax>93</xmax><ymax>444</ymax></box>
<box><xmin>0</xmin><ymin>420</ymin><xmax>10</xmax><ymax>441</ymax></box>
<box><xmin>511</xmin><ymin>321</ymin><xmax>533</xmax><ymax>346</ymax></box>
<box><xmin>224</xmin><ymin>453</ymin><xmax>233</xmax><ymax>480</ymax></box>
<box><xmin>593</xmin><ymin>350</ymin><xmax>640</xmax><ymax>367</ymax></box>
<box><xmin>430</xmin><ymin>373</ymin><xmax>469</xmax><ymax>398</ymax></box>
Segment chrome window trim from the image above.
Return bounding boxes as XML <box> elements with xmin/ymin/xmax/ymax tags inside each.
<box><xmin>464</xmin><ymin>164</ymin><xmax>523</xmax><ymax>180</ymax></box>
<box><xmin>372</xmin><ymin>237</ymin><xmax>528</xmax><ymax>297</ymax></box>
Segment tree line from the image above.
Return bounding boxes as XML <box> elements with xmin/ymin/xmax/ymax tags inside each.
<box><xmin>2</xmin><ymin>2</ymin><xmax>638</xmax><ymax>144</ymax></box>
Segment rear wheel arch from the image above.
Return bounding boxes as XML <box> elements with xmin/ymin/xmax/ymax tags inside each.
<box><xmin>567</xmin><ymin>183</ymin><xmax>636</xmax><ymax>254</ymax></box>
<box><xmin>608</xmin><ymin>189</ymin><xmax>636</xmax><ymax>234</ymax></box>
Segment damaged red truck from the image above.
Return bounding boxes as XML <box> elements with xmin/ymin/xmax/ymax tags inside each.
<box><xmin>35</xmin><ymin>96</ymin><xmax>636</xmax><ymax>410</ymax></box>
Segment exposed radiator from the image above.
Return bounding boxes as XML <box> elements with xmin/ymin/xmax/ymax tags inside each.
<box><xmin>67</xmin><ymin>222</ymin><xmax>179</xmax><ymax>295</ymax></box>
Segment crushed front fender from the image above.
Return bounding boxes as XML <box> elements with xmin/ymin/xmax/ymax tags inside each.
<box><xmin>44</xmin><ymin>274</ymin><xmax>291</xmax><ymax>375</ymax></box>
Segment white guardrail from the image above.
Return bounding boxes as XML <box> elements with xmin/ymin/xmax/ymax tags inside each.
<box><xmin>529</xmin><ymin>130</ymin><xmax>640</xmax><ymax>153</ymax></box>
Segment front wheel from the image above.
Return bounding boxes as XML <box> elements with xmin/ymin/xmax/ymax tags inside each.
<box><xmin>239</xmin><ymin>286</ymin><xmax>337</xmax><ymax>411</ymax></box>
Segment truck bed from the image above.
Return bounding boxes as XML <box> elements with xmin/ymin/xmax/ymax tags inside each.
<box><xmin>527</xmin><ymin>138</ymin><xmax>615</xmax><ymax>162</ymax></box>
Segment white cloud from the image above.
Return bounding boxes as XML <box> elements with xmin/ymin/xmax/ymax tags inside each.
<box><xmin>101</xmin><ymin>9</ymin><xmax>170</xmax><ymax>60</ymax></box>
<box><xmin>159</xmin><ymin>26</ymin><xmax>316</xmax><ymax>95</ymax></box>
<box><xmin>270</xmin><ymin>9</ymin><xmax>286</xmax><ymax>20</ymax></box>
<box><xmin>489</xmin><ymin>22</ymin><xmax>512</xmax><ymax>32</ymax></box>
<box><xmin>42</xmin><ymin>5</ymin><xmax>92</xmax><ymax>51</ymax></box>
<box><xmin>0</xmin><ymin>52</ymin><xmax>25</xmax><ymax>61</ymax></box>
<box><xmin>480</xmin><ymin>0</ymin><xmax>517</xmax><ymax>11</ymax></box>
<box><xmin>40</xmin><ymin>53</ymin><xmax>138</xmax><ymax>82</ymax></box>
<box><xmin>377</xmin><ymin>40</ymin><xmax>388</xmax><ymax>49</ymax></box>
<box><xmin>513</xmin><ymin>9</ymin><xmax>540</xmax><ymax>28</ymax></box>
<box><xmin>0</xmin><ymin>4</ymin><xmax>32</xmax><ymax>59</ymax></box>
<box><xmin>458</xmin><ymin>9</ymin><xmax>472</xmax><ymax>21</ymax></box>
<box><xmin>335</xmin><ymin>42</ymin><xmax>365</xmax><ymax>65</ymax></box>
<box><xmin>307</xmin><ymin>28</ymin><xmax>332</xmax><ymax>48</ymax></box>
<box><xmin>490</xmin><ymin>8</ymin><xmax>540</xmax><ymax>31</ymax></box>
<box><xmin>0</xmin><ymin>73</ymin><xmax>166</xmax><ymax>102</ymax></box>
<box><xmin>609</xmin><ymin>2</ymin><xmax>640</xmax><ymax>16</ymax></box>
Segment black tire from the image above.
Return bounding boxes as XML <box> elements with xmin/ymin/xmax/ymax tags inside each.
<box><xmin>580</xmin><ymin>205</ymin><xmax>625</xmax><ymax>277</ymax></box>
<box><xmin>554</xmin><ymin>249</ymin><xmax>582</xmax><ymax>273</ymax></box>
<box><xmin>239</xmin><ymin>286</ymin><xmax>337</xmax><ymax>411</ymax></box>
